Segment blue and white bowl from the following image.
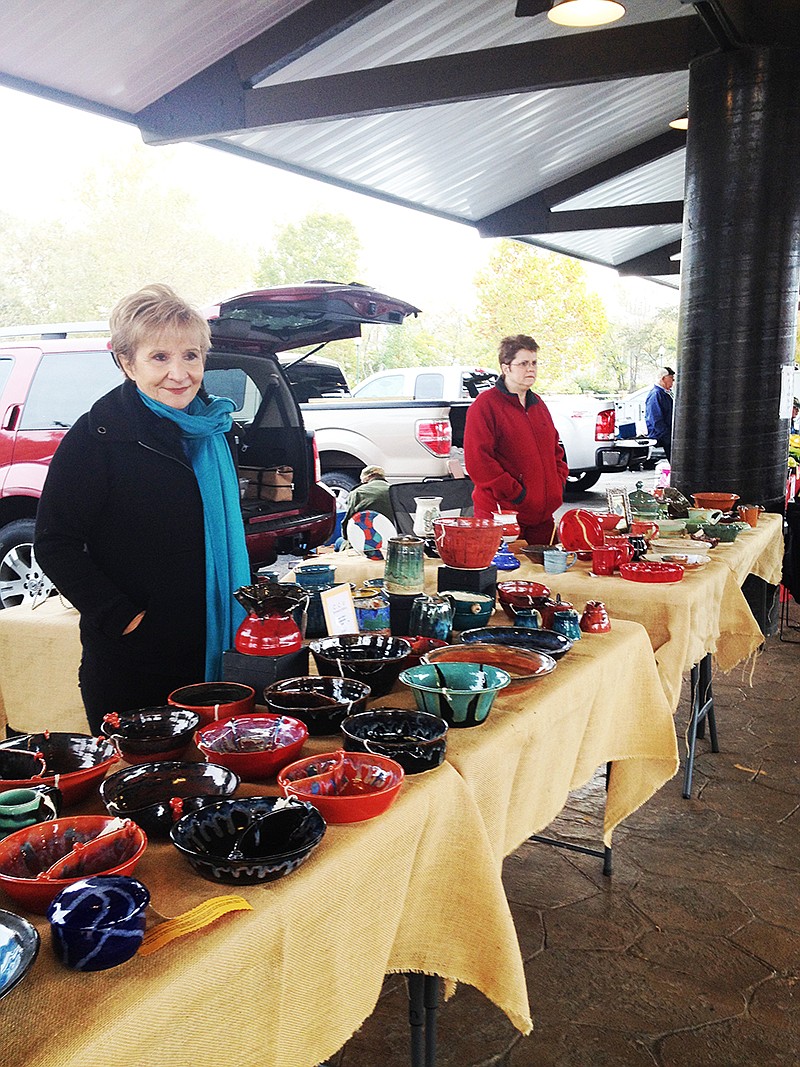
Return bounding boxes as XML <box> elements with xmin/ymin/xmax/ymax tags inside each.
<box><xmin>48</xmin><ymin>875</ymin><xmax>150</xmax><ymax>971</ymax></box>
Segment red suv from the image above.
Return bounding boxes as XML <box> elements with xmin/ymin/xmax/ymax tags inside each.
<box><xmin>0</xmin><ymin>283</ymin><xmax>417</xmax><ymax>607</ymax></box>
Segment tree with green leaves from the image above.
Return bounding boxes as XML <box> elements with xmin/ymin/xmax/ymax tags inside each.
<box><xmin>471</xmin><ymin>241</ymin><xmax>608</xmax><ymax>392</ymax></box>
<box><xmin>255</xmin><ymin>211</ymin><xmax>363</xmax><ymax>287</ymax></box>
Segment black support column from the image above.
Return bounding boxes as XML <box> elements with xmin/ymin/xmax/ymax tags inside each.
<box><xmin>673</xmin><ymin>46</ymin><xmax>800</xmax><ymax>511</ymax></box>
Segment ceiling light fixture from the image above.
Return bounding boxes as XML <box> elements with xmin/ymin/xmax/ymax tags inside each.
<box><xmin>547</xmin><ymin>0</ymin><xmax>626</xmax><ymax>27</ymax></box>
<box><xmin>669</xmin><ymin>112</ymin><xmax>689</xmax><ymax>130</ymax></box>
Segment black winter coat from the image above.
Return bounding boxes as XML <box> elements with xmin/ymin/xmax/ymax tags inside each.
<box><xmin>35</xmin><ymin>380</ymin><xmax>213</xmax><ymax>678</ymax></box>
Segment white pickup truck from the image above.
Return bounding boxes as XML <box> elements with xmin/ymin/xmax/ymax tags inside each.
<box><xmin>350</xmin><ymin>365</ymin><xmax>649</xmax><ymax>493</ymax></box>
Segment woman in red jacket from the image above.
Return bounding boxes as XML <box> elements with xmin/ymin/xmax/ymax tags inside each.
<box><xmin>464</xmin><ymin>334</ymin><xmax>568</xmax><ymax>544</ymax></box>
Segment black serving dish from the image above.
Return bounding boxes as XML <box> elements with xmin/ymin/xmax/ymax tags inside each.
<box><xmin>170</xmin><ymin>796</ymin><xmax>326</xmax><ymax>885</ymax></box>
<box><xmin>100</xmin><ymin>706</ymin><xmax>201</xmax><ymax>764</ymax></box>
<box><xmin>340</xmin><ymin>709</ymin><xmax>448</xmax><ymax>775</ymax></box>
<box><xmin>459</xmin><ymin>626</ymin><xmax>573</xmax><ymax>659</ymax></box>
<box><xmin>309</xmin><ymin>634</ymin><xmax>412</xmax><ymax>699</ymax></box>
<box><xmin>263</xmin><ymin>676</ymin><xmax>371</xmax><ymax>736</ymax></box>
<box><xmin>99</xmin><ymin>761</ymin><xmax>240</xmax><ymax>837</ymax></box>
<box><xmin>0</xmin><ymin>908</ymin><xmax>40</xmax><ymax>1001</ymax></box>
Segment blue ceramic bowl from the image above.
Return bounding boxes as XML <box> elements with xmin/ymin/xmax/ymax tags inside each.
<box><xmin>460</xmin><ymin>626</ymin><xmax>573</xmax><ymax>659</ymax></box>
<box><xmin>48</xmin><ymin>875</ymin><xmax>149</xmax><ymax>971</ymax></box>
<box><xmin>0</xmin><ymin>909</ymin><xmax>40</xmax><ymax>1001</ymax></box>
<box><xmin>170</xmin><ymin>796</ymin><xmax>326</xmax><ymax>885</ymax></box>
<box><xmin>340</xmin><ymin>709</ymin><xmax>448</xmax><ymax>774</ymax></box>
<box><xmin>399</xmin><ymin>662</ymin><xmax>511</xmax><ymax>728</ymax></box>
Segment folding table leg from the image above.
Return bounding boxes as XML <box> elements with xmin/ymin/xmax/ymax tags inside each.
<box><xmin>424</xmin><ymin>975</ymin><xmax>440</xmax><ymax>1067</ymax></box>
<box><xmin>408</xmin><ymin>974</ymin><xmax>426</xmax><ymax>1067</ymax></box>
<box><xmin>684</xmin><ymin>654</ymin><xmax>717</xmax><ymax>798</ymax></box>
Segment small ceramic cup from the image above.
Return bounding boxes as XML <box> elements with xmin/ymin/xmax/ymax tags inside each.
<box><xmin>737</xmin><ymin>504</ymin><xmax>764</xmax><ymax>528</ymax></box>
<box><xmin>508</xmin><ymin>606</ymin><xmax>542</xmax><ymax>629</ymax></box>
<box><xmin>543</xmin><ymin>548</ymin><xmax>577</xmax><ymax>574</ymax></box>
<box><xmin>48</xmin><ymin>875</ymin><xmax>150</xmax><ymax>971</ymax></box>
<box><xmin>551</xmin><ymin>608</ymin><xmax>582</xmax><ymax>641</ymax></box>
<box><xmin>0</xmin><ymin>785</ymin><xmax>61</xmax><ymax>839</ymax></box>
<box><xmin>591</xmin><ymin>546</ymin><xmax>617</xmax><ymax>576</ymax></box>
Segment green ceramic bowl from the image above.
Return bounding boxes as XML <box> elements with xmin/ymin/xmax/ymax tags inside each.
<box><xmin>398</xmin><ymin>662</ymin><xmax>510</xmax><ymax>728</ymax></box>
<box><xmin>701</xmin><ymin>522</ymin><xmax>747</xmax><ymax>541</ymax></box>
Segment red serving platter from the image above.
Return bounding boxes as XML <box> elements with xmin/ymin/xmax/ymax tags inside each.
<box><xmin>557</xmin><ymin>509</ymin><xmax>604</xmax><ymax>552</ymax></box>
<box><xmin>619</xmin><ymin>561</ymin><xmax>685</xmax><ymax>584</ymax></box>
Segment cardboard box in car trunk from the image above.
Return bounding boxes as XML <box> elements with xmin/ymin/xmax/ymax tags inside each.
<box><xmin>241</xmin><ymin>466</ymin><xmax>294</xmax><ymax>502</ymax></box>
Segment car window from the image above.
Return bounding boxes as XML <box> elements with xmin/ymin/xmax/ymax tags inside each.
<box><xmin>203</xmin><ymin>368</ymin><xmax>261</xmax><ymax>422</ymax></box>
<box><xmin>20</xmin><ymin>350</ymin><xmax>123</xmax><ymax>429</ymax></box>
<box><xmin>414</xmin><ymin>373</ymin><xmax>444</xmax><ymax>400</ymax></box>
<box><xmin>355</xmin><ymin>373</ymin><xmax>406</xmax><ymax>398</ymax></box>
<box><xmin>0</xmin><ymin>357</ymin><xmax>13</xmax><ymax>397</ymax></box>
<box><xmin>280</xmin><ymin>360</ymin><xmax>350</xmax><ymax>402</ymax></box>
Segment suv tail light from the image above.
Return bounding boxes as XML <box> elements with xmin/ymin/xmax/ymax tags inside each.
<box><xmin>595</xmin><ymin>408</ymin><xmax>616</xmax><ymax>442</ymax></box>
<box><xmin>416</xmin><ymin>419</ymin><xmax>452</xmax><ymax>458</ymax></box>
<box><xmin>311</xmin><ymin>433</ymin><xmax>322</xmax><ymax>482</ymax></box>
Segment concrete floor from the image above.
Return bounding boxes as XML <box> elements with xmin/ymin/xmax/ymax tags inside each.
<box><xmin>326</xmin><ymin>596</ymin><xmax>800</xmax><ymax>1067</ymax></box>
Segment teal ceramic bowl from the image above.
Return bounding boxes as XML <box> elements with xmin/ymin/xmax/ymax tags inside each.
<box><xmin>398</xmin><ymin>662</ymin><xmax>511</xmax><ymax>728</ymax></box>
<box><xmin>701</xmin><ymin>522</ymin><xmax>747</xmax><ymax>542</ymax></box>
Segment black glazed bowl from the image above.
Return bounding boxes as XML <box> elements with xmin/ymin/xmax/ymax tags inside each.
<box><xmin>99</xmin><ymin>761</ymin><xmax>240</xmax><ymax>837</ymax></box>
<box><xmin>100</xmin><ymin>706</ymin><xmax>201</xmax><ymax>764</ymax></box>
<box><xmin>340</xmin><ymin>709</ymin><xmax>448</xmax><ymax>775</ymax></box>
<box><xmin>263</xmin><ymin>676</ymin><xmax>372</xmax><ymax>736</ymax></box>
<box><xmin>460</xmin><ymin>626</ymin><xmax>574</xmax><ymax>659</ymax></box>
<box><xmin>309</xmin><ymin>635</ymin><xmax>412</xmax><ymax>699</ymax></box>
<box><xmin>0</xmin><ymin>748</ymin><xmax>47</xmax><ymax>784</ymax></box>
<box><xmin>170</xmin><ymin>796</ymin><xmax>326</xmax><ymax>885</ymax></box>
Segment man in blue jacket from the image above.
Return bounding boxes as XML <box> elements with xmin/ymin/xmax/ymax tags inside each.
<box><xmin>645</xmin><ymin>367</ymin><xmax>675</xmax><ymax>461</ymax></box>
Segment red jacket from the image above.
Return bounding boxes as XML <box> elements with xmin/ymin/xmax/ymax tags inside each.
<box><xmin>464</xmin><ymin>381</ymin><xmax>568</xmax><ymax>526</ymax></box>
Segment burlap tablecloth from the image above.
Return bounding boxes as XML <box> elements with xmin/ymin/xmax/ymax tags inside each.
<box><xmin>702</xmin><ymin>512</ymin><xmax>784</xmax><ymax>586</ymax></box>
<box><xmin>0</xmin><ymin>598</ymin><xmax>86</xmax><ymax>734</ymax></box>
<box><xmin>2</xmin><ymin>760</ymin><xmax>532</xmax><ymax>1067</ymax></box>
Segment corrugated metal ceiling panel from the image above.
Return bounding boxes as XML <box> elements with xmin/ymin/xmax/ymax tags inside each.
<box><xmin>531</xmin><ymin>224</ymin><xmax>684</xmax><ymax>267</ymax></box>
<box><xmin>556</xmin><ymin>151</ymin><xmax>687</xmax><ymax>211</ymax></box>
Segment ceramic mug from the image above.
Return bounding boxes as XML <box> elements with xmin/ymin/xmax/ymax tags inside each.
<box><xmin>687</xmin><ymin>507</ymin><xmax>723</xmax><ymax>525</ymax></box>
<box><xmin>508</xmin><ymin>606</ymin><xmax>542</xmax><ymax>629</ymax></box>
<box><xmin>543</xmin><ymin>548</ymin><xmax>577</xmax><ymax>574</ymax></box>
<box><xmin>737</xmin><ymin>504</ymin><xmax>764</xmax><ymax>528</ymax></box>
<box><xmin>551</xmin><ymin>608</ymin><xmax>582</xmax><ymax>641</ymax></box>
<box><xmin>592</xmin><ymin>546</ymin><xmax>617</xmax><ymax>576</ymax></box>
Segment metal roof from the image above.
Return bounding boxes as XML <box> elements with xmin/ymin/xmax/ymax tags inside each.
<box><xmin>1</xmin><ymin>1</ymin><xmax>796</xmax><ymax>288</ymax></box>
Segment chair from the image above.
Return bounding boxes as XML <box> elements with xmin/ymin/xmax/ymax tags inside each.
<box><xmin>344</xmin><ymin>510</ymin><xmax>398</xmax><ymax>560</ymax></box>
<box><xmin>388</xmin><ymin>478</ymin><xmax>475</xmax><ymax>536</ymax></box>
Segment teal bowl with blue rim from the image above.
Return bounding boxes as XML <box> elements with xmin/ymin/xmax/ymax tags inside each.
<box><xmin>398</xmin><ymin>662</ymin><xmax>511</xmax><ymax>728</ymax></box>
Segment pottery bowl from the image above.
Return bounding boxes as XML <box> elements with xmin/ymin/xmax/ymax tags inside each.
<box><xmin>593</xmin><ymin>512</ymin><xmax>623</xmax><ymax>532</ymax></box>
<box><xmin>48</xmin><ymin>875</ymin><xmax>150</xmax><ymax>971</ymax></box>
<box><xmin>396</xmin><ymin>636</ymin><xmax>449</xmax><ymax>668</ymax></box>
<box><xmin>99</xmin><ymin>761</ymin><xmax>239</xmax><ymax>837</ymax></box>
<box><xmin>340</xmin><ymin>709</ymin><xmax>448</xmax><ymax>775</ymax></box>
<box><xmin>195</xmin><ymin>714</ymin><xmax>308</xmax><ymax>782</ymax></box>
<box><xmin>167</xmin><ymin>682</ymin><xmax>256</xmax><ymax>726</ymax></box>
<box><xmin>441</xmin><ymin>590</ymin><xmax>495</xmax><ymax>631</ymax></box>
<box><xmin>0</xmin><ymin>733</ymin><xmax>118</xmax><ymax>807</ymax></box>
<box><xmin>692</xmin><ymin>492</ymin><xmax>740</xmax><ymax>511</ymax></box>
<box><xmin>100</xmin><ymin>706</ymin><xmax>201</xmax><ymax>765</ymax></box>
<box><xmin>519</xmin><ymin>544</ymin><xmax>549</xmax><ymax>564</ymax></box>
<box><xmin>0</xmin><ymin>909</ymin><xmax>40</xmax><ymax>1001</ymax></box>
<box><xmin>399</xmin><ymin>662</ymin><xmax>511</xmax><ymax>728</ymax></box>
<box><xmin>422</xmin><ymin>642</ymin><xmax>557</xmax><ymax>686</ymax></box>
<box><xmin>460</xmin><ymin>625</ymin><xmax>573</xmax><ymax>659</ymax></box>
<box><xmin>0</xmin><ymin>785</ymin><xmax>62</xmax><ymax>840</ymax></box>
<box><xmin>432</xmin><ymin>518</ymin><xmax>501</xmax><ymax>570</ymax></box>
<box><xmin>0</xmin><ymin>815</ymin><xmax>147</xmax><ymax>914</ymax></box>
<box><xmin>653</xmin><ymin>518</ymin><xmax>687</xmax><ymax>536</ymax></box>
<box><xmin>496</xmin><ymin>580</ymin><xmax>551</xmax><ymax>621</ymax></box>
<box><xmin>170</xmin><ymin>796</ymin><xmax>326</xmax><ymax>885</ymax></box>
<box><xmin>263</xmin><ymin>676</ymin><xmax>372</xmax><ymax>736</ymax></box>
<box><xmin>700</xmin><ymin>521</ymin><xmax>747</xmax><ymax>542</ymax></box>
<box><xmin>278</xmin><ymin>750</ymin><xmax>404</xmax><ymax>823</ymax></box>
<box><xmin>309</xmin><ymin>634</ymin><xmax>412</xmax><ymax>699</ymax></box>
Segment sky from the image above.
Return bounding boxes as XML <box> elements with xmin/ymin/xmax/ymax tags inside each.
<box><xmin>1</xmin><ymin>85</ymin><xmax>678</xmax><ymax>318</ymax></box>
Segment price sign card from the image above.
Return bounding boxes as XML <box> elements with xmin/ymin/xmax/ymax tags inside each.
<box><xmin>320</xmin><ymin>584</ymin><xmax>358</xmax><ymax>635</ymax></box>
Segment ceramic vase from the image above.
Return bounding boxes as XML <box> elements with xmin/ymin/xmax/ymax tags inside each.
<box><xmin>384</xmin><ymin>535</ymin><xmax>425</xmax><ymax>595</ymax></box>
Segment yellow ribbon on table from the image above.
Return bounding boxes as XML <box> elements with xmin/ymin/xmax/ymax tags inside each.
<box><xmin>138</xmin><ymin>895</ymin><xmax>253</xmax><ymax>956</ymax></box>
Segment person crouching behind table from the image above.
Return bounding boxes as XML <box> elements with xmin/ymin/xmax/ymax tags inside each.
<box><xmin>463</xmin><ymin>333</ymin><xmax>568</xmax><ymax>545</ymax></box>
<box><xmin>34</xmin><ymin>284</ymin><xmax>251</xmax><ymax>733</ymax></box>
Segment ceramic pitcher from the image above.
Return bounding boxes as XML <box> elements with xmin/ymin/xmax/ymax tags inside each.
<box><xmin>412</xmin><ymin>497</ymin><xmax>443</xmax><ymax>538</ymax></box>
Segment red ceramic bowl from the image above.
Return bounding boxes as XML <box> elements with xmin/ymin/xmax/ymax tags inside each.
<box><xmin>557</xmin><ymin>509</ymin><xmax>604</xmax><ymax>551</ymax></box>
<box><xmin>0</xmin><ymin>815</ymin><xmax>147</xmax><ymax>914</ymax></box>
<box><xmin>619</xmin><ymin>561</ymin><xmax>685</xmax><ymax>584</ymax></box>
<box><xmin>0</xmin><ymin>733</ymin><xmax>119</xmax><ymax>806</ymax></box>
<box><xmin>432</xmin><ymin>518</ymin><xmax>502</xmax><ymax>570</ymax></box>
<box><xmin>278</xmin><ymin>750</ymin><xmax>404</xmax><ymax>824</ymax></box>
<box><xmin>496</xmin><ymin>580</ymin><xmax>551</xmax><ymax>621</ymax></box>
<box><xmin>195</xmin><ymin>714</ymin><xmax>308</xmax><ymax>782</ymax></box>
<box><xmin>594</xmin><ymin>512</ymin><xmax>623</xmax><ymax>532</ymax></box>
<box><xmin>168</xmin><ymin>682</ymin><xmax>256</xmax><ymax>726</ymax></box>
<box><xmin>692</xmin><ymin>492</ymin><xmax>740</xmax><ymax>511</ymax></box>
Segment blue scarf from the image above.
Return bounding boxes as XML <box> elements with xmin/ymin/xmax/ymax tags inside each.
<box><xmin>137</xmin><ymin>390</ymin><xmax>249</xmax><ymax>680</ymax></box>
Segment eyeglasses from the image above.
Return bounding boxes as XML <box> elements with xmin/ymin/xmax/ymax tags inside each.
<box><xmin>510</xmin><ymin>360</ymin><xmax>537</xmax><ymax>370</ymax></box>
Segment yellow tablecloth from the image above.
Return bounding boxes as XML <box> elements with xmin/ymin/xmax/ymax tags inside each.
<box><xmin>3</xmin><ymin>761</ymin><xmax>531</xmax><ymax>1067</ymax></box>
<box><xmin>0</xmin><ymin>598</ymin><xmax>86</xmax><ymax>734</ymax></box>
<box><xmin>701</xmin><ymin>512</ymin><xmax>784</xmax><ymax>586</ymax></box>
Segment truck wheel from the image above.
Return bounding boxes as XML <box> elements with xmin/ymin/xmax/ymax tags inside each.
<box><xmin>564</xmin><ymin>471</ymin><xmax>602</xmax><ymax>494</ymax></box>
<box><xmin>320</xmin><ymin>471</ymin><xmax>360</xmax><ymax>510</ymax></box>
<box><xmin>0</xmin><ymin>519</ymin><xmax>56</xmax><ymax>609</ymax></box>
